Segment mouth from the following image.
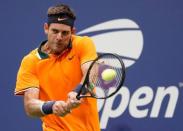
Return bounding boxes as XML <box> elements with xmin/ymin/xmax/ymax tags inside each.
<box><xmin>54</xmin><ymin>42</ymin><xmax>68</xmax><ymax>51</ymax></box>
<box><xmin>55</xmin><ymin>41</ymin><xmax>63</xmax><ymax>47</ymax></box>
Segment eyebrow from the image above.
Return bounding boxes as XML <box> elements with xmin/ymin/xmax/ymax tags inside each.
<box><xmin>51</xmin><ymin>28</ymin><xmax>70</xmax><ymax>32</ymax></box>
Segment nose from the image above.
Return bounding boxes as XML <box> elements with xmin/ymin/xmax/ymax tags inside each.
<box><xmin>56</xmin><ymin>32</ymin><xmax>63</xmax><ymax>40</ymax></box>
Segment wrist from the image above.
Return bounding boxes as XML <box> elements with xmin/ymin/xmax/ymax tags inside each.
<box><xmin>41</xmin><ymin>101</ymin><xmax>55</xmax><ymax>115</ymax></box>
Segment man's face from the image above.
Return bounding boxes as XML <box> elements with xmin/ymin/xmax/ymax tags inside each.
<box><xmin>44</xmin><ymin>23</ymin><xmax>72</xmax><ymax>55</ymax></box>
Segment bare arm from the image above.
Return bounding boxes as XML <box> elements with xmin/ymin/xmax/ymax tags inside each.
<box><xmin>24</xmin><ymin>88</ymin><xmax>71</xmax><ymax>117</ymax></box>
<box><xmin>24</xmin><ymin>88</ymin><xmax>44</xmax><ymax>117</ymax></box>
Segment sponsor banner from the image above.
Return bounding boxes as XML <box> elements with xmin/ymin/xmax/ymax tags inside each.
<box><xmin>78</xmin><ymin>18</ymin><xmax>182</xmax><ymax>131</ymax></box>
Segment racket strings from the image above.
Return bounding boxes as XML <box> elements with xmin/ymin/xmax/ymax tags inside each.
<box><xmin>88</xmin><ymin>55</ymin><xmax>124</xmax><ymax>98</ymax></box>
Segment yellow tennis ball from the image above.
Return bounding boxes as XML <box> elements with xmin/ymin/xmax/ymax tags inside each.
<box><xmin>101</xmin><ymin>69</ymin><xmax>117</xmax><ymax>81</ymax></box>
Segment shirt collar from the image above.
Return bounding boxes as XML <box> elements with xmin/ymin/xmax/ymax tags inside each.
<box><xmin>37</xmin><ymin>40</ymin><xmax>72</xmax><ymax>59</ymax></box>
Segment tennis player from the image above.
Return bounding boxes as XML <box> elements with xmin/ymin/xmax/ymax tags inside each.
<box><xmin>14</xmin><ymin>3</ymin><xmax>100</xmax><ymax>131</ymax></box>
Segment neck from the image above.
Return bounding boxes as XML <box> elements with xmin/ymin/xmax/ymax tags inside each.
<box><xmin>41</xmin><ymin>42</ymin><xmax>51</xmax><ymax>54</ymax></box>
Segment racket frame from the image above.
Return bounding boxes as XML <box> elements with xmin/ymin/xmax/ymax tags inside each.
<box><xmin>76</xmin><ymin>53</ymin><xmax>126</xmax><ymax>99</ymax></box>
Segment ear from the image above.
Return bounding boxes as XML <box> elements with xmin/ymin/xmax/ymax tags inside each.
<box><xmin>71</xmin><ymin>27</ymin><xmax>76</xmax><ymax>34</ymax></box>
<box><xmin>44</xmin><ymin>23</ymin><xmax>49</xmax><ymax>34</ymax></box>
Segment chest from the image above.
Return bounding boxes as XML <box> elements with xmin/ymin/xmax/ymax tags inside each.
<box><xmin>36</xmin><ymin>51</ymin><xmax>82</xmax><ymax>86</ymax></box>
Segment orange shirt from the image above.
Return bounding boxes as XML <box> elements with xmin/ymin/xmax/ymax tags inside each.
<box><xmin>15</xmin><ymin>35</ymin><xmax>100</xmax><ymax>131</ymax></box>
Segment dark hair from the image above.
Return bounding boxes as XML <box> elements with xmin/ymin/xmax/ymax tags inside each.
<box><xmin>47</xmin><ymin>4</ymin><xmax>76</xmax><ymax>20</ymax></box>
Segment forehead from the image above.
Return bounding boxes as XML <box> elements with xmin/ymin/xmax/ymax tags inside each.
<box><xmin>49</xmin><ymin>23</ymin><xmax>71</xmax><ymax>31</ymax></box>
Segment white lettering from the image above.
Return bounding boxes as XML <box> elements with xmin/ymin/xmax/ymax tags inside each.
<box><xmin>129</xmin><ymin>86</ymin><xmax>153</xmax><ymax>118</ymax></box>
<box><xmin>99</xmin><ymin>86</ymin><xmax>130</xmax><ymax>129</ymax></box>
<box><xmin>99</xmin><ymin>85</ymin><xmax>179</xmax><ymax>129</ymax></box>
<box><xmin>150</xmin><ymin>86</ymin><xmax>179</xmax><ymax>118</ymax></box>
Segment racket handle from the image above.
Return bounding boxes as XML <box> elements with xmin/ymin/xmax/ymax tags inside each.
<box><xmin>74</xmin><ymin>84</ymin><xmax>88</xmax><ymax>94</ymax></box>
<box><xmin>74</xmin><ymin>84</ymin><xmax>82</xmax><ymax>93</ymax></box>
<box><xmin>76</xmin><ymin>95</ymin><xmax>81</xmax><ymax>100</ymax></box>
<box><xmin>73</xmin><ymin>84</ymin><xmax>83</xmax><ymax>100</ymax></box>
<box><xmin>74</xmin><ymin>84</ymin><xmax>89</xmax><ymax>100</ymax></box>
<box><xmin>74</xmin><ymin>83</ymin><xmax>95</xmax><ymax>100</ymax></box>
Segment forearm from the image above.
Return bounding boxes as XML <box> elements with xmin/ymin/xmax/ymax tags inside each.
<box><xmin>24</xmin><ymin>88</ymin><xmax>72</xmax><ymax>117</ymax></box>
<box><xmin>24</xmin><ymin>98</ymin><xmax>45</xmax><ymax>117</ymax></box>
<box><xmin>24</xmin><ymin>88</ymin><xmax>45</xmax><ymax>117</ymax></box>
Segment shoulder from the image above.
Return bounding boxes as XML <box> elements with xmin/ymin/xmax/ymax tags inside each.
<box><xmin>71</xmin><ymin>35</ymin><xmax>97</xmax><ymax>63</ymax></box>
<box><xmin>21</xmin><ymin>48</ymin><xmax>40</xmax><ymax>64</ymax></box>
<box><xmin>72</xmin><ymin>35</ymin><xmax>93</xmax><ymax>43</ymax></box>
<box><xmin>72</xmin><ymin>35</ymin><xmax>95</xmax><ymax>48</ymax></box>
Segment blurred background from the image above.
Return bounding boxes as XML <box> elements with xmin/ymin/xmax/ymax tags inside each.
<box><xmin>0</xmin><ymin>0</ymin><xmax>182</xmax><ymax>131</ymax></box>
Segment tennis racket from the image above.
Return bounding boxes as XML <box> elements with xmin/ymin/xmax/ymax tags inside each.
<box><xmin>75</xmin><ymin>53</ymin><xmax>125</xmax><ymax>99</ymax></box>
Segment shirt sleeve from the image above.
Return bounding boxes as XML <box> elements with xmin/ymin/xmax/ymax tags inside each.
<box><xmin>14</xmin><ymin>54</ymin><xmax>39</xmax><ymax>95</ymax></box>
<box><xmin>77</xmin><ymin>36</ymin><xmax>97</xmax><ymax>64</ymax></box>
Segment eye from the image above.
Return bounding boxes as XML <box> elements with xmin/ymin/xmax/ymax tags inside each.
<box><xmin>62</xmin><ymin>31</ymin><xmax>70</xmax><ymax>36</ymax></box>
<box><xmin>52</xmin><ymin>29</ymin><xmax>59</xmax><ymax>34</ymax></box>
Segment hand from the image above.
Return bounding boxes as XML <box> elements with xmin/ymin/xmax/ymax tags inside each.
<box><xmin>67</xmin><ymin>91</ymin><xmax>81</xmax><ymax>109</ymax></box>
<box><xmin>52</xmin><ymin>101</ymin><xmax>71</xmax><ymax>117</ymax></box>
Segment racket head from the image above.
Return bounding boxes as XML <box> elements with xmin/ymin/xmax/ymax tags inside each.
<box><xmin>76</xmin><ymin>53</ymin><xmax>125</xmax><ymax>99</ymax></box>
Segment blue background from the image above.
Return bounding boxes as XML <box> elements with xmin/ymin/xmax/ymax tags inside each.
<box><xmin>0</xmin><ymin>0</ymin><xmax>182</xmax><ymax>131</ymax></box>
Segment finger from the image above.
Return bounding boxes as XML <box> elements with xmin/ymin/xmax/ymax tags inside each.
<box><xmin>61</xmin><ymin>102</ymin><xmax>72</xmax><ymax>113</ymax></box>
<box><xmin>53</xmin><ymin>101</ymin><xmax>71</xmax><ymax>116</ymax></box>
<box><xmin>69</xmin><ymin>100</ymin><xmax>81</xmax><ymax>109</ymax></box>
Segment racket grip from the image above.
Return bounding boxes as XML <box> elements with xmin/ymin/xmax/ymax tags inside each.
<box><xmin>76</xmin><ymin>95</ymin><xmax>81</xmax><ymax>100</ymax></box>
<box><xmin>74</xmin><ymin>84</ymin><xmax>88</xmax><ymax>94</ymax></box>
<box><xmin>74</xmin><ymin>84</ymin><xmax>87</xmax><ymax>100</ymax></box>
<box><xmin>74</xmin><ymin>84</ymin><xmax>82</xmax><ymax>93</ymax></box>
<box><xmin>73</xmin><ymin>84</ymin><xmax>81</xmax><ymax>100</ymax></box>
